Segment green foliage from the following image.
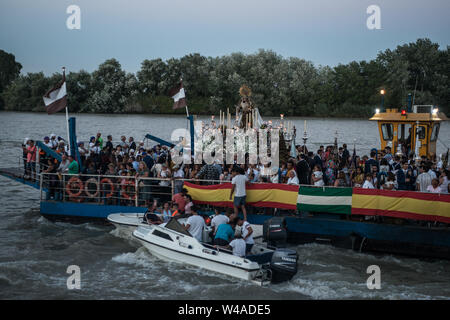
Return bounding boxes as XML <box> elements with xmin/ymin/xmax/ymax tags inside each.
<box><xmin>0</xmin><ymin>49</ymin><xmax>22</xmax><ymax>109</ymax></box>
<box><xmin>1</xmin><ymin>38</ymin><xmax>449</xmax><ymax>116</ymax></box>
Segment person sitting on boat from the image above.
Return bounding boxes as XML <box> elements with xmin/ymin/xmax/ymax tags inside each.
<box><xmin>235</xmin><ymin>217</ymin><xmax>254</xmax><ymax>254</ymax></box>
<box><xmin>213</xmin><ymin>219</ymin><xmax>235</xmax><ymax>246</ymax></box>
<box><xmin>158</xmin><ymin>202</ymin><xmax>172</xmax><ymax>222</ymax></box>
<box><xmin>183</xmin><ymin>206</ymin><xmax>205</xmax><ymax>242</ymax></box>
<box><xmin>210</xmin><ymin>207</ymin><xmax>231</xmax><ymax>238</ymax></box>
<box><xmin>144</xmin><ymin>199</ymin><xmax>163</xmax><ymax>224</ymax></box>
<box><xmin>170</xmin><ymin>203</ymin><xmax>180</xmax><ymax>217</ymax></box>
<box><xmin>227</xmin><ymin>233</ymin><xmax>247</xmax><ymax>257</ymax></box>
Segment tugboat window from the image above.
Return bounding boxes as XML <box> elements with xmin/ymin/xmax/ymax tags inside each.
<box><xmin>152</xmin><ymin>230</ymin><xmax>173</xmax><ymax>241</ymax></box>
<box><xmin>416</xmin><ymin>126</ymin><xmax>426</xmax><ymax>140</ymax></box>
<box><xmin>430</xmin><ymin>123</ymin><xmax>440</xmax><ymax>142</ymax></box>
<box><xmin>381</xmin><ymin>123</ymin><xmax>393</xmax><ymax>140</ymax></box>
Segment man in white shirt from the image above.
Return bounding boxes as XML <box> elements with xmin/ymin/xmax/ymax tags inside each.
<box><xmin>57</xmin><ymin>153</ymin><xmax>70</xmax><ymax>173</ymax></box>
<box><xmin>119</xmin><ymin>136</ymin><xmax>129</xmax><ymax>154</ymax></box>
<box><xmin>236</xmin><ymin>217</ymin><xmax>254</xmax><ymax>254</ymax></box>
<box><xmin>228</xmin><ymin>236</ymin><xmax>247</xmax><ymax>257</ymax></box>
<box><xmin>172</xmin><ymin>164</ymin><xmax>185</xmax><ymax>194</ymax></box>
<box><xmin>428</xmin><ymin>167</ymin><xmax>437</xmax><ymax>180</ymax></box>
<box><xmin>230</xmin><ymin>167</ymin><xmax>250</xmax><ymax>220</ymax></box>
<box><xmin>184</xmin><ymin>206</ymin><xmax>206</xmax><ymax>242</ymax></box>
<box><xmin>50</xmin><ymin>133</ymin><xmax>58</xmax><ymax>149</ymax></box>
<box><xmin>210</xmin><ymin>208</ymin><xmax>230</xmax><ymax>235</ymax></box>
<box><xmin>416</xmin><ymin>166</ymin><xmax>432</xmax><ymax>192</ymax></box>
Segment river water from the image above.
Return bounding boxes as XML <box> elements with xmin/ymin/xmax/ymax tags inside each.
<box><xmin>0</xmin><ymin>111</ymin><xmax>449</xmax><ymax>300</ymax></box>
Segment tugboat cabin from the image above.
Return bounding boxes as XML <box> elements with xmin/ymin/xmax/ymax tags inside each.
<box><xmin>370</xmin><ymin>105</ymin><xmax>448</xmax><ymax>158</ymax></box>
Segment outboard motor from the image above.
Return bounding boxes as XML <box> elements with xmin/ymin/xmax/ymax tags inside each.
<box><xmin>270</xmin><ymin>248</ymin><xmax>298</xmax><ymax>283</ymax></box>
<box><xmin>263</xmin><ymin>216</ymin><xmax>287</xmax><ymax>247</ymax></box>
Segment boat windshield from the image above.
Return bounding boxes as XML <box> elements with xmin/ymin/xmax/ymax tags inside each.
<box><xmin>165</xmin><ymin>217</ymin><xmax>192</xmax><ymax>237</ymax></box>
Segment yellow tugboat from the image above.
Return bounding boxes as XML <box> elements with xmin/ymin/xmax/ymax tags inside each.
<box><xmin>370</xmin><ymin>98</ymin><xmax>448</xmax><ymax>158</ymax></box>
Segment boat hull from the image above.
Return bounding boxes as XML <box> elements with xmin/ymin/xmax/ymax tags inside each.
<box><xmin>133</xmin><ymin>226</ymin><xmax>263</xmax><ymax>283</ymax></box>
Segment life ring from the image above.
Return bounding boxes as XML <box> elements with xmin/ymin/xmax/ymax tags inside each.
<box><xmin>121</xmin><ymin>180</ymin><xmax>136</xmax><ymax>200</ymax></box>
<box><xmin>100</xmin><ymin>178</ymin><xmax>115</xmax><ymax>198</ymax></box>
<box><xmin>84</xmin><ymin>178</ymin><xmax>99</xmax><ymax>199</ymax></box>
<box><xmin>66</xmin><ymin>176</ymin><xmax>83</xmax><ymax>198</ymax></box>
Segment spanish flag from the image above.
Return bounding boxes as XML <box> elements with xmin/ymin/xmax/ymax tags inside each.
<box><xmin>352</xmin><ymin>188</ymin><xmax>450</xmax><ymax>223</ymax></box>
<box><xmin>184</xmin><ymin>182</ymin><xmax>298</xmax><ymax>210</ymax></box>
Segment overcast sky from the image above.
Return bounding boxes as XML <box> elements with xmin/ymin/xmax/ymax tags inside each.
<box><xmin>1</xmin><ymin>0</ymin><xmax>449</xmax><ymax>74</ymax></box>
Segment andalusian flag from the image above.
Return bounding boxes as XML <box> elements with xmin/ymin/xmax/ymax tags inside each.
<box><xmin>297</xmin><ymin>186</ymin><xmax>352</xmax><ymax>214</ymax></box>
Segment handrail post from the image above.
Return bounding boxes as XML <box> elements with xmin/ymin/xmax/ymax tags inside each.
<box><xmin>135</xmin><ymin>176</ymin><xmax>139</xmax><ymax>207</ymax></box>
<box><xmin>40</xmin><ymin>172</ymin><xmax>43</xmax><ymax>200</ymax></box>
<box><xmin>98</xmin><ymin>175</ymin><xmax>101</xmax><ymax>204</ymax></box>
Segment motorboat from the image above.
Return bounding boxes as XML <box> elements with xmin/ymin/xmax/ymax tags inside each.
<box><xmin>132</xmin><ymin>217</ymin><xmax>298</xmax><ymax>285</ymax></box>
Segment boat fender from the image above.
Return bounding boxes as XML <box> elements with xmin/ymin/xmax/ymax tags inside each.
<box><xmin>121</xmin><ymin>180</ymin><xmax>136</xmax><ymax>200</ymax></box>
<box><xmin>66</xmin><ymin>176</ymin><xmax>84</xmax><ymax>198</ymax></box>
<box><xmin>84</xmin><ymin>178</ymin><xmax>99</xmax><ymax>199</ymax></box>
<box><xmin>100</xmin><ymin>178</ymin><xmax>115</xmax><ymax>198</ymax></box>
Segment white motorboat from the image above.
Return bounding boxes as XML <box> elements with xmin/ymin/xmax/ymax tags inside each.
<box><xmin>132</xmin><ymin>218</ymin><xmax>298</xmax><ymax>285</ymax></box>
<box><xmin>107</xmin><ymin>212</ymin><xmax>148</xmax><ymax>234</ymax></box>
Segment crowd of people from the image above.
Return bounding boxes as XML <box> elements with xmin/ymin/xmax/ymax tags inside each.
<box><xmin>21</xmin><ymin>132</ymin><xmax>450</xmax><ymax>206</ymax></box>
<box><xmin>288</xmin><ymin>144</ymin><xmax>449</xmax><ymax>194</ymax></box>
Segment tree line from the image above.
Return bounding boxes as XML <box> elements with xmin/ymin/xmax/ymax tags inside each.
<box><xmin>0</xmin><ymin>38</ymin><xmax>449</xmax><ymax>117</ymax></box>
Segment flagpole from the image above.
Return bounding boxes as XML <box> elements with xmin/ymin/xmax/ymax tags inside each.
<box><xmin>63</xmin><ymin>67</ymin><xmax>71</xmax><ymax>156</ymax></box>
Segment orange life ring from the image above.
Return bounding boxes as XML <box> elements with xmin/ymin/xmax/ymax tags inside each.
<box><xmin>84</xmin><ymin>178</ymin><xmax>99</xmax><ymax>199</ymax></box>
<box><xmin>121</xmin><ymin>180</ymin><xmax>136</xmax><ymax>200</ymax></box>
<box><xmin>100</xmin><ymin>178</ymin><xmax>115</xmax><ymax>198</ymax></box>
<box><xmin>66</xmin><ymin>176</ymin><xmax>83</xmax><ymax>198</ymax></box>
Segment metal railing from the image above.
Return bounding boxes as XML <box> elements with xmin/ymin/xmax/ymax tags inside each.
<box><xmin>39</xmin><ymin>173</ymin><xmax>176</xmax><ymax>207</ymax></box>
